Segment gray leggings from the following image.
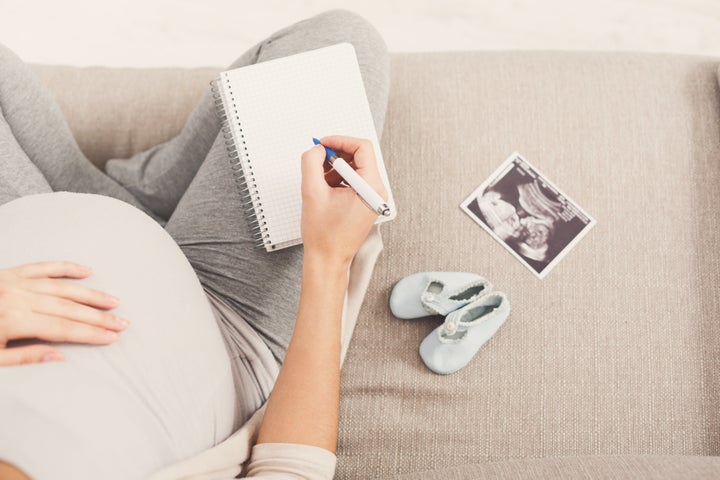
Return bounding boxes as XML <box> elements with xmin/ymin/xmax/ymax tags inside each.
<box><xmin>0</xmin><ymin>9</ymin><xmax>390</xmax><ymax>363</ymax></box>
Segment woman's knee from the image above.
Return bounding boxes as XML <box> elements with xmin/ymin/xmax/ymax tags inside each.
<box><xmin>0</xmin><ymin>41</ymin><xmax>17</xmax><ymax>64</ymax></box>
<box><xmin>312</xmin><ymin>10</ymin><xmax>387</xmax><ymax>53</ymax></box>
<box><xmin>309</xmin><ymin>9</ymin><xmax>391</xmax><ymax>133</ymax></box>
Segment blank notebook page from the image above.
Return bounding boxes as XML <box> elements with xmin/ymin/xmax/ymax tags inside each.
<box><xmin>219</xmin><ymin>42</ymin><xmax>394</xmax><ymax>251</ymax></box>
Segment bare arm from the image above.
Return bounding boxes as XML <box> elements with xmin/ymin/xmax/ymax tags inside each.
<box><xmin>0</xmin><ymin>461</ymin><xmax>30</xmax><ymax>480</ymax></box>
<box><xmin>255</xmin><ymin>135</ymin><xmax>388</xmax><ymax>452</ymax></box>
<box><xmin>255</xmin><ymin>253</ymin><xmax>347</xmax><ymax>452</ymax></box>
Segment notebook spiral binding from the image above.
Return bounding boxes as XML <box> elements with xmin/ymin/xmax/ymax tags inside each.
<box><xmin>210</xmin><ymin>78</ymin><xmax>272</xmax><ymax>249</ymax></box>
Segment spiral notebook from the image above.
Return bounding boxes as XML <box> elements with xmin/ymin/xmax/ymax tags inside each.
<box><xmin>210</xmin><ymin>42</ymin><xmax>396</xmax><ymax>252</ymax></box>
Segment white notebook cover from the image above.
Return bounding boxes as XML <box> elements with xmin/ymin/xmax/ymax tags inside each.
<box><xmin>215</xmin><ymin>42</ymin><xmax>396</xmax><ymax>251</ymax></box>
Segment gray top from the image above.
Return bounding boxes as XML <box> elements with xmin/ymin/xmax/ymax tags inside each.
<box><xmin>204</xmin><ymin>289</ymin><xmax>338</xmax><ymax>478</ymax></box>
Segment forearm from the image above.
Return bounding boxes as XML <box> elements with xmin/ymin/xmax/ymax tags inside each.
<box><xmin>0</xmin><ymin>462</ymin><xmax>30</xmax><ymax>480</ymax></box>
<box><xmin>255</xmin><ymin>252</ymin><xmax>348</xmax><ymax>453</ymax></box>
<box><xmin>255</xmin><ymin>134</ymin><xmax>385</xmax><ymax>453</ymax></box>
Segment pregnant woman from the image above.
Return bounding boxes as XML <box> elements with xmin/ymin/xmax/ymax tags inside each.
<box><xmin>0</xmin><ymin>10</ymin><xmax>389</xmax><ymax>480</ymax></box>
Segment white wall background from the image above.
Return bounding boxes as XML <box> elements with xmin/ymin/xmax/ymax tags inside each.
<box><xmin>3</xmin><ymin>0</ymin><xmax>720</xmax><ymax>67</ymax></box>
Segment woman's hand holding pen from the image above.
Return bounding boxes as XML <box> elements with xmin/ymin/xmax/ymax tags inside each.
<box><xmin>300</xmin><ymin>135</ymin><xmax>388</xmax><ymax>267</ymax></box>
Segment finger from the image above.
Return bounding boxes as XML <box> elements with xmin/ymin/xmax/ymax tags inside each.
<box><xmin>319</xmin><ymin>135</ymin><xmax>365</xmax><ymax>155</ymax></box>
<box><xmin>24</xmin><ymin>278</ymin><xmax>119</xmax><ymax>310</ymax></box>
<box><xmin>20</xmin><ymin>312</ymin><xmax>120</xmax><ymax>345</ymax></box>
<box><xmin>30</xmin><ymin>294</ymin><xmax>128</xmax><ymax>332</ymax></box>
<box><xmin>17</xmin><ymin>261</ymin><xmax>92</xmax><ymax>279</ymax></box>
<box><xmin>321</xmin><ymin>135</ymin><xmax>386</xmax><ymax>198</ymax></box>
<box><xmin>301</xmin><ymin>144</ymin><xmax>330</xmax><ymax>195</ymax></box>
<box><xmin>0</xmin><ymin>345</ymin><xmax>63</xmax><ymax>366</ymax></box>
<box><xmin>319</xmin><ymin>135</ymin><xmax>379</xmax><ymax>172</ymax></box>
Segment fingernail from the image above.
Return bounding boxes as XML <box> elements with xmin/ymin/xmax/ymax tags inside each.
<box><xmin>42</xmin><ymin>352</ymin><xmax>63</xmax><ymax>363</ymax></box>
<box><xmin>79</xmin><ymin>265</ymin><xmax>92</xmax><ymax>274</ymax></box>
<box><xmin>105</xmin><ymin>330</ymin><xmax>118</xmax><ymax>341</ymax></box>
<box><xmin>106</xmin><ymin>295</ymin><xmax>120</xmax><ymax>306</ymax></box>
<box><xmin>116</xmin><ymin>317</ymin><xmax>130</xmax><ymax>329</ymax></box>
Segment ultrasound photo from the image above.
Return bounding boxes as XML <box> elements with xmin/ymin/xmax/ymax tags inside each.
<box><xmin>461</xmin><ymin>152</ymin><xmax>595</xmax><ymax>279</ymax></box>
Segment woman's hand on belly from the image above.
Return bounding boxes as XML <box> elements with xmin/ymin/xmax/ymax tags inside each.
<box><xmin>0</xmin><ymin>261</ymin><xmax>128</xmax><ymax>366</ymax></box>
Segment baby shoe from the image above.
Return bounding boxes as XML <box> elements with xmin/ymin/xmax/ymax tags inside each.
<box><xmin>389</xmin><ymin>272</ymin><xmax>492</xmax><ymax>319</ymax></box>
<box><xmin>419</xmin><ymin>292</ymin><xmax>509</xmax><ymax>375</ymax></box>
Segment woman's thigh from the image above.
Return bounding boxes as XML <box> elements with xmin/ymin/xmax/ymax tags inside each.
<box><xmin>0</xmin><ymin>42</ymin><xmax>164</xmax><ymax>224</ymax></box>
<box><xmin>0</xmin><ymin>192</ymin><xmax>236</xmax><ymax>480</ymax></box>
<box><xmin>164</xmin><ymin>9</ymin><xmax>391</xmax><ymax>364</ymax></box>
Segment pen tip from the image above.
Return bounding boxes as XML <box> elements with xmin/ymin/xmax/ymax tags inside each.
<box><xmin>312</xmin><ymin>137</ymin><xmax>321</xmax><ymax>145</ymax></box>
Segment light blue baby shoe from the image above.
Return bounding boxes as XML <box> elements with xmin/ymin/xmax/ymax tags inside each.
<box><xmin>389</xmin><ymin>272</ymin><xmax>492</xmax><ymax>319</ymax></box>
<box><xmin>419</xmin><ymin>292</ymin><xmax>509</xmax><ymax>375</ymax></box>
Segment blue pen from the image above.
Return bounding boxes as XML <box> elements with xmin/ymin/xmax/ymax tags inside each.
<box><xmin>312</xmin><ymin>138</ymin><xmax>390</xmax><ymax>217</ymax></box>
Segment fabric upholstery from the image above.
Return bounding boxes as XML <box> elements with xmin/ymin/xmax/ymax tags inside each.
<box><xmin>31</xmin><ymin>65</ymin><xmax>219</xmax><ymax>168</ymax></box>
<box><xmin>31</xmin><ymin>50</ymin><xmax>720</xmax><ymax>479</ymax></box>
<box><xmin>337</xmin><ymin>51</ymin><xmax>720</xmax><ymax>478</ymax></box>
<box><xmin>392</xmin><ymin>455</ymin><xmax>720</xmax><ymax>479</ymax></box>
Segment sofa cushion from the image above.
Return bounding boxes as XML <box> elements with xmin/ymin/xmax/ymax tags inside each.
<box><xmin>31</xmin><ymin>65</ymin><xmax>219</xmax><ymax>168</ymax></box>
<box><xmin>337</xmin><ymin>51</ymin><xmax>720</xmax><ymax>478</ymax></box>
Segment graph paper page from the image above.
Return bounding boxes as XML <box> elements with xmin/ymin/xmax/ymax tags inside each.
<box><xmin>219</xmin><ymin>42</ymin><xmax>395</xmax><ymax>251</ymax></box>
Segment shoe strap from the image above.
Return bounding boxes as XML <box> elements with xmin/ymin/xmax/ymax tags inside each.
<box><xmin>443</xmin><ymin>309</ymin><xmax>463</xmax><ymax>333</ymax></box>
<box><xmin>421</xmin><ymin>278</ymin><xmax>492</xmax><ymax>316</ymax></box>
<box><xmin>437</xmin><ymin>308</ymin><xmax>466</xmax><ymax>343</ymax></box>
<box><xmin>437</xmin><ymin>292</ymin><xmax>508</xmax><ymax>343</ymax></box>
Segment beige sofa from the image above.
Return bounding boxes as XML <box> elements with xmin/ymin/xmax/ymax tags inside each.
<box><xmin>33</xmin><ymin>50</ymin><xmax>720</xmax><ymax>479</ymax></box>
